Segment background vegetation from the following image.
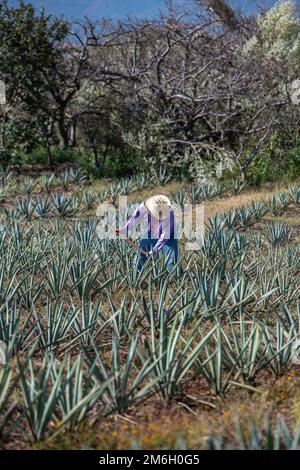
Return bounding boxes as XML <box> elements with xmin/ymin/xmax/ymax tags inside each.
<box><xmin>1</xmin><ymin>0</ymin><xmax>300</xmax><ymax>188</ymax></box>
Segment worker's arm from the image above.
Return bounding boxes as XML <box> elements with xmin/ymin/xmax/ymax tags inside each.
<box><xmin>118</xmin><ymin>203</ymin><xmax>145</xmax><ymax>235</ymax></box>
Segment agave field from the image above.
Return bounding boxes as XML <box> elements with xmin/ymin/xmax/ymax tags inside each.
<box><xmin>0</xmin><ymin>166</ymin><xmax>300</xmax><ymax>449</ymax></box>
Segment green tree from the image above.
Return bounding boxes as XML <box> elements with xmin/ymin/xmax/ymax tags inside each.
<box><xmin>0</xmin><ymin>0</ymin><xmax>70</xmax><ymax>164</ymax></box>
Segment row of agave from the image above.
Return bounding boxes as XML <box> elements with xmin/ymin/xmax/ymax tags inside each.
<box><xmin>172</xmin><ymin>183</ymin><xmax>224</xmax><ymax>207</ymax></box>
<box><xmin>1</xmin><ymin>301</ymin><xmax>300</xmax><ymax>443</ymax></box>
<box><xmin>208</xmin><ymin>188</ymin><xmax>300</xmax><ymax>231</ymax></box>
<box><xmin>206</xmin><ymin>415</ymin><xmax>300</xmax><ymax>450</ymax></box>
<box><xmin>0</xmin><ymin>168</ymin><xmax>171</xmax><ymax>212</ymax></box>
<box><xmin>0</xmin><ymin>186</ymin><xmax>299</xmax><ymax>445</ymax></box>
<box><xmin>0</xmin><ymin>219</ymin><xmax>298</xmax><ymax>344</ymax></box>
<box><xmin>0</xmin><ymin>214</ymin><xmax>298</xmax><ymax>303</ymax></box>
<box><xmin>3</xmin><ymin>165</ymin><xmax>232</xmax><ymax>214</ymax></box>
<box><xmin>6</xmin><ymin>182</ymin><xmax>223</xmax><ymax>220</ymax></box>
<box><xmin>129</xmin><ymin>415</ymin><xmax>300</xmax><ymax>450</ymax></box>
<box><xmin>5</xmin><ymin>181</ymin><xmax>300</xmax><ymax>225</ymax></box>
<box><xmin>8</xmin><ymin>191</ymin><xmax>105</xmax><ymax>219</ymax></box>
<box><xmin>29</xmin><ymin>169</ymin><xmax>88</xmax><ymax>194</ymax></box>
<box><xmin>1</xmin><ymin>166</ymin><xmax>173</xmax><ymax>204</ymax></box>
<box><xmin>103</xmin><ymin>167</ymin><xmax>173</xmax><ymax>201</ymax></box>
<box><xmin>0</xmin><ymin>169</ymin><xmax>88</xmax><ymax>203</ymax></box>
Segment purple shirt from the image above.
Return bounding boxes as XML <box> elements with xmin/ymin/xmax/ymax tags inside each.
<box><xmin>119</xmin><ymin>202</ymin><xmax>175</xmax><ymax>254</ymax></box>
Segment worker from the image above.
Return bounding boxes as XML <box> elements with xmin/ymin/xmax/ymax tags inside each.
<box><xmin>116</xmin><ymin>194</ymin><xmax>178</xmax><ymax>271</ymax></box>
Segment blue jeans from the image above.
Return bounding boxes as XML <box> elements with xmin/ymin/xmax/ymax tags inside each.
<box><xmin>138</xmin><ymin>237</ymin><xmax>179</xmax><ymax>271</ymax></box>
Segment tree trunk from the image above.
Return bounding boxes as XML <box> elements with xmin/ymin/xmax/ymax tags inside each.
<box><xmin>46</xmin><ymin>144</ymin><xmax>53</xmax><ymax>167</ymax></box>
<box><xmin>58</xmin><ymin>107</ymin><xmax>69</xmax><ymax>148</ymax></box>
<box><xmin>93</xmin><ymin>146</ymin><xmax>102</xmax><ymax>169</ymax></box>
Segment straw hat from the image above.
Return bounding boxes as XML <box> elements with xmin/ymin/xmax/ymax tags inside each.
<box><xmin>144</xmin><ymin>194</ymin><xmax>172</xmax><ymax>220</ymax></box>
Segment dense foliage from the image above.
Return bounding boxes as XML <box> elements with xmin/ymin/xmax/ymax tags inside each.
<box><xmin>0</xmin><ymin>1</ymin><xmax>300</xmax><ymax>184</ymax></box>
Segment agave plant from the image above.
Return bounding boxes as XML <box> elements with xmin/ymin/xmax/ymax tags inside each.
<box><xmin>201</xmin><ymin>182</ymin><xmax>222</xmax><ymax>200</ymax></box>
<box><xmin>69</xmin><ymin>168</ymin><xmax>85</xmax><ymax>184</ymax></box>
<box><xmin>260</xmin><ymin>319</ymin><xmax>297</xmax><ymax>376</ymax></box>
<box><xmin>151</xmin><ymin>166</ymin><xmax>172</xmax><ymax>186</ymax></box>
<box><xmin>119</xmin><ymin>178</ymin><xmax>133</xmax><ymax>195</ymax></box>
<box><xmin>57</xmin><ymin>170</ymin><xmax>73</xmax><ymax>190</ymax></box>
<box><xmin>18</xmin><ymin>354</ymin><xmax>108</xmax><ymax>440</ymax></box>
<box><xmin>81</xmin><ymin>191</ymin><xmax>96</xmax><ymax>210</ymax></box>
<box><xmin>277</xmin><ymin>192</ymin><xmax>291</xmax><ymax>210</ymax></box>
<box><xmin>172</xmin><ymin>191</ymin><xmax>186</xmax><ymax>209</ymax></box>
<box><xmin>40</xmin><ymin>173</ymin><xmax>56</xmax><ymax>194</ymax></box>
<box><xmin>190</xmin><ymin>268</ymin><xmax>224</xmax><ymax>311</ymax></box>
<box><xmin>14</xmin><ymin>197</ymin><xmax>36</xmax><ymax>220</ymax></box>
<box><xmin>106</xmin><ymin>295</ymin><xmax>140</xmax><ymax>338</ymax></box>
<box><xmin>207</xmin><ymin>415</ymin><xmax>300</xmax><ymax>450</ymax></box>
<box><xmin>132</xmin><ymin>172</ymin><xmax>152</xmax><ymax>190</ymax></box>
<box><xmin>69</xmin><ymin>299</ymin><xmax>105</xmax><ymax>348</ymax></box>
<box><xmin>188</xmin><ymin>186</ymin><xmax>203</xmax><ymax>204</ymax></box>
<box><xmin>0</xmin><ymin>301</ymin><xmax>23</xmax><ymax>359</ymax></box>
<box><xmin>34</xmin><ymin>302</ymin><xmax>79</xmax><ymax>353</ymax></box>
<box><xmin>0</xmin><ymin>186</ymin><xmax>8</xmax><ymax>204</ymax></box>
<box><xmin>219</xmin><ymin>209</ymin><xmax>239</xmax><ymax>230</ymax></box>
<box><xmin>97</xmin><ymin>189</ymin><xmax>109</xmax><ymax>203</ymax></box>
<box><xmin>108</xmin><ymin>183</ymin><xmax>120</xmax><ymax>203</ymax></box>
<box><xmin>50</xmin><ymin>193</ymin><xmax>78</xmax><ymax>217</ymax></box>
<box><xmin>236</xmin><ymin>205</ymin><xmax>261</xmax><ymax>228</ymax></box>
<box><xmin>266</xmin><ymin>222</ymin><xmax>295</xmax><ymax>245</ymax></box>
<box><xmin>139</xmin><ymin>296</ymin><xmax>216</xmax><ymax>398</ymax></box>
<box><xmin>0</xmin><ymin>366</ymin><xmax>11</xmax><ymax>413</ymax></box>
<box><xmin>3</xmin><ymin>206</ymin><xmax>18</xmax><ymax>221</ymax></box>
<box><xmin>0</xmin><ymin>365</ymin><xmax>15</xmax><ymax>441</ymax></box>
<box><xmin>87</xmin><ymin>335</ymin><xmax>160</xmax><ymax>413</ymax></box>
<box><xmin>18</xmin><ymin>355</ymin><xmax>64</xmax><ymax>440</ymax></box>
<box><xmin>17</xmin><ymin>259</ymin><xmax>46</xmax><ymax>309</ymax></box>
<box><xmin>289</xmin><ymin>186</ymin><xmax>300</xmax><ymax>205</ymax></box>
<box><xmin>34</xmin><ymin>197</ymin><xmax>51</xmax><ymax>218</ymax></box>
<box><xmin>194</xmin><ymin>322</ymin><xmax>242</xmax><ymax>395</ymax></box>
<box><xmin>46</xmin><ymin>244</ymin><xmax>72</xmax><ymax>297</ymax></box>
<box><xmin>21</xmin><ymin>178</ymin><xmax>37</xmax><ymax>196</ymax></box>
<box><xmin>264</xmin><ymin>193</ymin><xmax>290</xmax><ymax>216</ymax></box>
<box><xmin>221</xmin><ymin>316</ymin><xmax>263</xmax><ymax>382</ymax></box>
<box><xmin>74</xmin><ymin>219</ymin><xmax>97</xmax><ymax>250</ymax></box>
<box><xmin>0</xmin><ymin>166</ymin><xmax>13</xmax><ymax>187</ymax></box>
<box><xmin>69</xmin><ymin>196</ymin><xmax>80</xmax><ymax>215</ymax></box>
<box><xmin>68</xmin><ymin>253</ymin><xmax>110</xmax><ymax>299</ymax></box>
<box><xmin>248</xmin><ymin>201</ymin><xmax>267</xmax><ymax>221</ymax></box>
<box><xmin>50</xmin><ymin>355</ymin><xmax>109</xmax><ymax>432</ymax></box>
